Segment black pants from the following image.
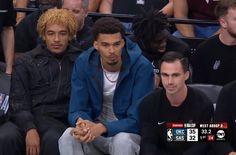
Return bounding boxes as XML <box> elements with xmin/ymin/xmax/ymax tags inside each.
<box><xmin>0</xmin><ymin>121</ymin><xmax>24</xmax><ymax>155</ymax></box>
<box><xmin>35</xmin><ymin>115</ymin><xmax>68</xmax><ymax>155</ymax></box>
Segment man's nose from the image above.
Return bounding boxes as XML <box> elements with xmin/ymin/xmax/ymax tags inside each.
<box><xmin>168</xmin><ymin>76</ymin><xmax>174</xmax><ymax>84</ymax></box>
<box><xmin>108</xmin><ymin>45</ymin><xmax>115</xmax><ymax>54</ymax></box>
<box><xmin>54</xmin><ymin>34</ymin><xmax>60</xmax><ymax>42</ymax></box>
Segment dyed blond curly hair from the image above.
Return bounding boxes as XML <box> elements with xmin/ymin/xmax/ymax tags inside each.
<box><xmin>37</xmin><ymin>8</ymin><xmax>78</xmax><ymax>40</ymax></box>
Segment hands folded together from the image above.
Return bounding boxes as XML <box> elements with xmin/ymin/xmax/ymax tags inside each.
<box><xmin>70</xmin><ymin>118</ymin><xmax>107</xmax><ymax>143</ymax></box>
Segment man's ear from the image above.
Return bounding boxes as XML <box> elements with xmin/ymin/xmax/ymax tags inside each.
<box><xmin>41</xmin><ymin>35</ymin><xmax>46</xmax><ymax>42</ymax></box>
<box><xmin>219</xmin><ymin>17</ymin><xmax>227</xmax><ymax>28</ymax></box>
<box><xmin>84</xmin><ymin>8</ymin><xmax>89</xmax><ymax>17</ymax></box>
<box><xmin>185</xmin><ymin>71</ymin><xmax>190</xmax><ymax>81</ymax></box>
<box><xmin>121</xmin><ymin>38</ymin><xmax>125</xmax><ymax>48</ymax></box>
<box><xmin>93</xmin><ymin>41</ymin><xmax>98</xmax><ymax>50</ymax></box>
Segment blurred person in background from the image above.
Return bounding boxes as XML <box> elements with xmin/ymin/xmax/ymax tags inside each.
<box><xmin>173</xmin><ymin>0</ymin><xmax>219</xmax><ymax>38</ymax></box>
<box><xmin>192</xmin><ymin>0</ymin><xmax>236</xmax><ymax>86</ymax></box>
<box><xmin>132</xmin><ymin>10</ymin><xmax>189</xmax><ymax>87</ymax></box>
<box><xmin>98</xmin><ymin>0</ymin><xmax>174</xmax><ymax>33</ymax></box>
<box><xmin>0</xmin><ymin>0</ymin><xmax>15</xmax><ymax>74</ymax></box>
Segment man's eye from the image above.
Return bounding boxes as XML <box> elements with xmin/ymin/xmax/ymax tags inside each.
<box><xmin>73</xmin><ymin>10</ymin><xmax>81</xmax><ymax>14</ymax></box>
<box><xmin>102</xmin><ymin>44</ymin><xmax>109</xmax><ymax>47</ymax></box>
<box><xmin>161</xmin><ymin>74</ymin><xmax>168</xmax><ymax>77</ymax></box>
<box><xmin>114</xmin><ymin>42</ymin><xmax>121</xmax><ymax>47</ymax></box>
<box><xmin>60</xmin><ymin>32</ymin><xmax>68</xmax><ymax>36</ymax></box>
<box><xmin>47</xmin><ymin>32</ymin><xmax>54</xmax><ymax>35</ymax></box>
<box><xmin>173</xmin><ymin>74</ymin><xmax>180</xmax><ymax>77</ymax></box>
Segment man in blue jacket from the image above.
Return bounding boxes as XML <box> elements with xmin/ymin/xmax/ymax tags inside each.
<box><xmin>59</xmin><ymin>17</ymin><xmax>154</xmax><ymax>155</ymax></box>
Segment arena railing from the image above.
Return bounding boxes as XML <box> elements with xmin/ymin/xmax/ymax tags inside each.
<box><xmin>14</xmin><ymin>7</ymin><xmax>219</xmax><ymax>25</ymax></box>
<box><xmin>14</xmin><ymin>7</ymin><xmax>219</xmax><ymax>56</ymax></box>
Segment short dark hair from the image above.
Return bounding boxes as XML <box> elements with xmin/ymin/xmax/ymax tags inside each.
<box><xmin>159</xmin><ymin>51</ymin><xmax>189</xmax><ymax>73</ymax></box>
<box><xmin>92</xmin><ymin>17</ymin><xmax>125</xmax><ymax>41</ymax></box>
<box><xmin>215</xmin><ymin>0</ymin><xmax>236</xmax><ymax>18</ymax></box>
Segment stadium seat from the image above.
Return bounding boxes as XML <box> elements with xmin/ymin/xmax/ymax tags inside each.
<box><xmin>180</xmin><ymin>37</ymin><xmax>206</xmax><ymax>57</ymax></box>
<box><xmin>188</xmin><ymin>83</ymin><xmax>222</xmax><ymax>110</ymax></box>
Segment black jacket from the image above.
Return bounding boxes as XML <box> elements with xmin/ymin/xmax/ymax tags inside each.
<box><xmin>213</xmin><ymin>81</ymin><xmax>236</xmax><ymax>155</ymax></box>
<box><xmin>10</xmin><ymin>44</ymin><xmax>81</xmax><ymax>133</ymax></box>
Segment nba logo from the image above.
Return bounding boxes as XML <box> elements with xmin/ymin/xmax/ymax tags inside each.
<box><xmin>167</xmin><ymin>128</ymin><xmax>173</xmax><ymax>141</ymax></box>
<box><xmin>136</xmin><ymin>0</ymin><xmax>145</xmax><ymax>5</ymax></box>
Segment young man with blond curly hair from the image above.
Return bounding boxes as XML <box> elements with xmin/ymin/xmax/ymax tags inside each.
<box><xmin>10</xmin><ymin>8</ymin><xmax>81</xmax><ymax>155</ymax></box>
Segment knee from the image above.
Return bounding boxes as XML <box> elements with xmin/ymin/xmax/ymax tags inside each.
<box><xmin>0</xmin><ymin>128</ymin><xmax>20</xmax><ymax>142</ymax></box>
<box><xmin>58</xmin><ymin>128</ymin><xmax>84</xmax><ymax>155</ymax></box>
<box><xmin>40</xmin><ymin>128</ymin><xmax>65</xmax><ymax>155</ymax></box>
<box><xmin>58</xmin><ymin>127</ymin><xmax>74</xmax><ymax>145</ymax></box>
<box><xmin>111</xmin><ymin>132</ymin><xmax>140</xmax><ymax>150</ymax></box>
<box><xmin>0</xmin><ymin>122</ymin><xmax>23</xmax><ymax>143</ymax></box>
<box><xmin>0</xmin><ymin>122</ymin><xmax>24</xmax><ymax>155</ymax></box>
<box><xmin>42</xmin><ymin>127</ymin><xmax>64</xmax><ymax>145</ymax></box>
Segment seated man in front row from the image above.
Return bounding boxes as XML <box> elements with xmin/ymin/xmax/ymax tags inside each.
<box><xmin>59</xmin><ymin>17</ymin><xmax>154</xmax><ymax>155</ymax></box>
<box><xmin>140</xmin><ymin>51</ymin><xmax>214</xmax><ymax>155</ymax></box>
<box><xmin>10</xmin><ymin>8</ymin><xmax>81</xmax><ymax>155</ymax></box>
<box><xmin>213</xmin><ymin>80</ymin><xmax>236</xmax><ymax>155</ymax></box>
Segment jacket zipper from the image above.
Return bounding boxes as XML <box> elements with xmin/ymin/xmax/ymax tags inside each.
<box><xmin>54</xmin><ymin>58</ymin><xmax>63</xmax><ymax>100</ymax></box>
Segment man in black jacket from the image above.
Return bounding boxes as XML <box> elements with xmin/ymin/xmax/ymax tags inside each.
<box><xmin>213</xmin><ymin>80</ymin><xmax>236</xmax><ymax>155</ymax></box>
<box><xmin>10</xmin><ymin>8</ymin><xmax>81</xmax><ymax>155</ymax></box>
<box><xmin>140</xmin><ymin>51</ymin><xmax>214</xmax><ymax>155</ymax></box>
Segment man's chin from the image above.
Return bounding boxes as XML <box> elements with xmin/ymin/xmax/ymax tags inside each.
<box><xmin>107</xmin><ymin>61</ymin><xmax>118</xmax><ymax>66</ymax></box>
<box><xmin>158</xmin><ymin>48</ymin><xmax>166</xmax><ymax>53</ymax></box>
<box><xmin>50</xmin><ymin>49</ymin><xmax>65</xmax><ymax>54</ymax></box>
<box><xmin>166</xmin><ymin>88</ymin><xmax>177</xmax><ymax>95</ymax></box>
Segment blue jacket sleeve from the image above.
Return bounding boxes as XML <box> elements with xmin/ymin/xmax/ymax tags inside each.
<box><xmin>68</xmin><ymin>57</ymin><xmax>93</xmax><ymax>126</ymax></box>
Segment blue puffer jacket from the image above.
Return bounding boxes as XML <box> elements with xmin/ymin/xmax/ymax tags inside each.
<box><xmin>69</xmin><ymin>37</ymin><xmax>154</xmax><ymax>137</ymax></box>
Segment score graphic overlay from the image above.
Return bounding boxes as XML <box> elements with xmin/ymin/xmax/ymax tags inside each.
<box><xmin>166</xmin><ymin>122</ymin><xmax>227</xmax><ymax>142</ymax></box>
